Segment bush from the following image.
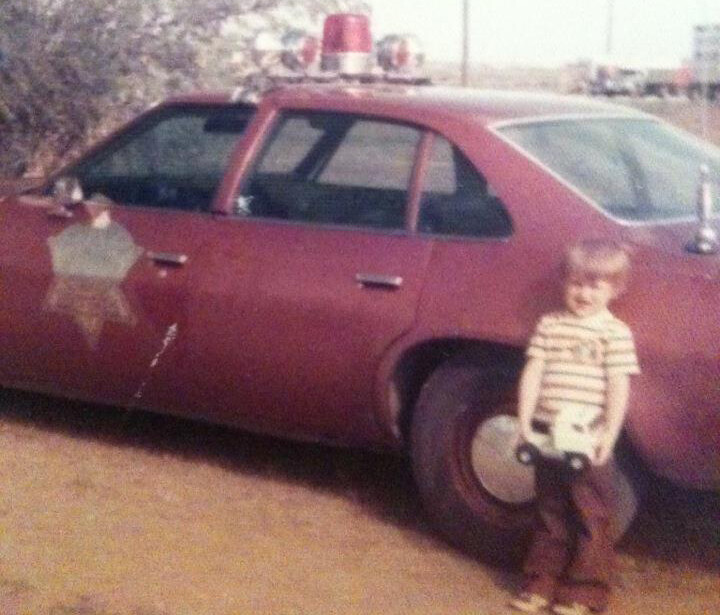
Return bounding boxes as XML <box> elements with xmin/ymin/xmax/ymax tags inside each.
<box><xmin>0</xmin><ymin>0</ymin><xmax>368</xmax><ymax>175</ymax></box>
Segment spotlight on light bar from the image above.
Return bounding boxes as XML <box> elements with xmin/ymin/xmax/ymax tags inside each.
<box><xmin>377</xmin><ymin>34</ymin><xmax>425</xmax><ymax>73</ymax></box>
<box><xmin>280</xmin><ymin>29</ymin><xmax>320</xmax><ymax>72</ymax></box>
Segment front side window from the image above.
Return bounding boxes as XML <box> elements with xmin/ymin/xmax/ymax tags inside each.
<box><xmin>70</xmin><ymin>105</ymin><xmax>253</xmax><ymax>212</ymax></box>
<box><xmin>497</xmin><ymin>118</ymin><xmax>720</xmax><ymax>222</ymax></box>
<box><xmin>239</xmin><ymin>112</ymin><xmax>421</xmax><ymax>230</ymax></box>
<box><xmin>418</xmin><ymin>136</ymin><xmax>512</xmax><ymax>238</ymax></box>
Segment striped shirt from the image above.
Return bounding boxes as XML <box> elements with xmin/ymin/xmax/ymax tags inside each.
<box><xmin>527</xmin><ymin>310</ymin><xmax>640</xmax><ymax>424</ymax></box>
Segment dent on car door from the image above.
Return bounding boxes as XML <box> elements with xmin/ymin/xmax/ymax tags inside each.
<box><xmin>0</xmin><ymin>104</ymin><xmax>253</xmax><ymax>408</ymax></box>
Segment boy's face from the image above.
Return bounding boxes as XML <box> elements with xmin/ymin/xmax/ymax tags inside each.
<box><xmin>564</xmin><ymin>273</ymin><xmax>616</xmax><ymax>318</ymax></box>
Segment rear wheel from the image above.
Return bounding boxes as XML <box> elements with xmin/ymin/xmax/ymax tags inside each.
<box><xmin>409</xmin><ymin>359</ymin><xmax>640</xmax><ymax>566</ymax></box>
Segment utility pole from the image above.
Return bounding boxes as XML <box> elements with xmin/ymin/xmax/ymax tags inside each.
<box><xmin>605</xmin><ymin>0</ymin><xmax>614</xmax><ymax>56</ymax></box>
<box><xmin>461</xmin><ymin>0</ymin><xmax>469</xmax><ymax>86</ymax></box>
<box><xmin>699</xmin><ymin>1</ymin><xmax>709</xmax><ymax>140</ymax></box>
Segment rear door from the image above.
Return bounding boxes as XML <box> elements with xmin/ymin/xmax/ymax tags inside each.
<box><xmin>142</xmin><ymin>110</ymin><xmax>435</xmax><ymax>444</ymax></box>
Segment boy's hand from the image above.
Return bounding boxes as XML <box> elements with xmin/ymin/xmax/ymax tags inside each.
<box><xmin>516</xmin><ymin>357</ymin><xmax>545</xmax><ymax>449</ymax></box>
<box><xmin>595</xmin><ymin>373</ymin><xmax>631</xmax><ymax>466</ymax></box>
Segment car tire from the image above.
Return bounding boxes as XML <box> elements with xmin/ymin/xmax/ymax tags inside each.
<box><xmin>410</xmin><ymin>359</ymin><xmax>533</xmax><ymax>566</ymax></box>
<box><xmin>409</xmin><ymin>358</ymin><xmax>642</xmax><ymax>566</ymax></box>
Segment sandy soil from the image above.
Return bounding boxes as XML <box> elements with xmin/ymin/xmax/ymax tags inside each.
<box><xmin>0</xmin><ymin>389</ymin><xmax>718</xmax><ymax>615</ymax></box>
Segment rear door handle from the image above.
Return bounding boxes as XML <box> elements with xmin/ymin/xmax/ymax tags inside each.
<box><xmin>147</xmin><ymin>251</ymin><xmax>188</xmax><ymax>266</ymax></box>
<box><xmin>355</xmin><ymin>273</ymin><xmax>403</xmax><ymax>289</ymax></box>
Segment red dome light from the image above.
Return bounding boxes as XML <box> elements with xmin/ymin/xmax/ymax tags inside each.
<box><xmin>321</xmin><ymin>13</ymin><xmax>372</xmax><ymax>74</ymax></box>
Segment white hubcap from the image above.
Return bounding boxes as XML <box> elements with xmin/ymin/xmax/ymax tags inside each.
<box><xmin>470</xmin><ymin>415</ymin><xmax>536</xmax><ymax>505</ymax></box>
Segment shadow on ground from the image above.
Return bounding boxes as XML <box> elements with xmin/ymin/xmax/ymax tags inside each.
<box><xmin>1</xmin><ymin>388</ymin><xmax>718</xmax><ymax>574</ymax></box>
<box><xmin>619</xmin><ymin>475</ymin><xmax>720</xmax><ymax>573</ymax></box>
<box><xmin>0</xmin><ymin>388</ymin><xmax>426</xmax><ymax>533</ymax></box>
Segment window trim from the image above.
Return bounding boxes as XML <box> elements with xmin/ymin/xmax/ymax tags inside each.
<box><xmin>414</xmin><ymin>134</ymin><xmax>514</xmax><ymax>240</ymax></box>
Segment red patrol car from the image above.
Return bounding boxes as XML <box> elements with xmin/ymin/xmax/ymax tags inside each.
<box><xmin>1</xmin><ymin>14</ymin><xmax>718</xmax><ymax>563</ymax></box>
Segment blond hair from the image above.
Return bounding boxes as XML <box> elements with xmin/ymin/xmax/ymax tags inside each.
<box><xmin>564</xmin><ymin>240</ymin><xmax>631</xmax><ymax>293</ymax></box>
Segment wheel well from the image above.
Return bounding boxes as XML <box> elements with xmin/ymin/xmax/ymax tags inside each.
<box><xmin>391</xmin><ymin>339</ymin><xmax>524</xmax><ymax>446</ymax></box>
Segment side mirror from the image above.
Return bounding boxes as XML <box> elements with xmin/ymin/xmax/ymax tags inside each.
<box><xmin>48</xmin><ymin>176</ymin><xmax>84</xmax><ymax>218</ymax></box>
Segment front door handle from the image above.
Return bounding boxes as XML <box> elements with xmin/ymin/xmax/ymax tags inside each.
<box><xmin>355</xmin><ymin>273</ymin><xmax>403</xmax><ymax>289</ymax></box>
<box><xmin>147</xmin><ymin>251</ymin><xmax>188</xmax><ymax>266</ymax></box>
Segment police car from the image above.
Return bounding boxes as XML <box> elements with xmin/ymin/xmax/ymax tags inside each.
<box><xmin>1</xmin><ymin>13</ymin><xmax>718</xmax><ymax>564</ymax></box>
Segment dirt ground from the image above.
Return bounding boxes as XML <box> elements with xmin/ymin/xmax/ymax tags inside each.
<box><xmin>0</xmin><ymin>389</ymin><xmax>718</xmax><ymax>615</ymax></box>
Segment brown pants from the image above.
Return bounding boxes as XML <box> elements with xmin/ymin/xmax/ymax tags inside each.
<box><xmin>522</xmin><ymin>459</ymin><xmax>616</xmax><ymax>612</ymax></box>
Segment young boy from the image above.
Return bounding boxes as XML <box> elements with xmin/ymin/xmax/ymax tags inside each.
<box><xmin>510</xmin><ymin>240</ymin><xmax>640</xmax><ymax>615</ymax></box>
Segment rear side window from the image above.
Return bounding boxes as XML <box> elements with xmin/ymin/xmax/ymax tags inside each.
<box><xmin>239</xmin><ymin>112</ymin><xmax>421</xmax><ymax>230</ymax></box>
<box><xmin>419</xmin><ymin>136</ymin><xmax>512</xmax><ymax>238</ymax></box>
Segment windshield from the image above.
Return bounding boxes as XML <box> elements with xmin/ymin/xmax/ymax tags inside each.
<box><xmin>497</xmin><ymin>118</ymin><xmax>720</xmax><ymax>222</ymax></box>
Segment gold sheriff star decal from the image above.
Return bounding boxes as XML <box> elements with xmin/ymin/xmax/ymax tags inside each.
<box><xmin>45</xmin><ymin>216</ymin><xmax>144</xmax><ymax>349</ymax></box>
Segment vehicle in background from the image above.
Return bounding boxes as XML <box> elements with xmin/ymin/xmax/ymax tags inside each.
<box><xmin>642</xmin><ymin>67</ymin><xmax>690</xmax><ymax>97</ymax></box>
<box><xmin>688</xmin><ymin>23</ymin><xmax>720</xmax><ymax>100</ymax></box>
<box><xmin>591</xmin><ymin>65</ymin><xmax>646</xmax><ymax>97</ymax></box>
<box><xmin>572</xmin><ymin>23</ymin><xmax>720</xmax><ymax>100</ymax></box>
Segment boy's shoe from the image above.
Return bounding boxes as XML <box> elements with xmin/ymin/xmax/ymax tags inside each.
<box><xmin>551</xmin><ymin>603</ymin><xmax>592</xmax><ymax>615</ymax></box>
<box><xmin>509</xmin><ymin>592</ymin><xmax>550</xmax><ymax>613</ymax></box>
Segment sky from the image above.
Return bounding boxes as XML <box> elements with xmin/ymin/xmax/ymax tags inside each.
<box><xmin>368</xmin><ymin>0</ymin><xmax>720</xmax><ymax>69</ymax></box>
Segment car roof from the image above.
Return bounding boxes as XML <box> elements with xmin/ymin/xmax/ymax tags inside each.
<box><xmin>167</xmin><ymin>83</ymin><xmax>648</xmax><ymax>126</ymax></box>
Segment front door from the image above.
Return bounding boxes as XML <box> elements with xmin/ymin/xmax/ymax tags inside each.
<box><xmin>0</xmin><ymin>103</ymin><xmax>252</xmax><ymax>406</ymax></box>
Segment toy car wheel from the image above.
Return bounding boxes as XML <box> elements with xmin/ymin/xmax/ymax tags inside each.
<box><xmin>410</xmin><ymin>359</ymin><xmax>535</xmax><ymax>565</ymax></box>
<box><xmin>565</xmin><ymin>452</ymin><xmax>590</xmax><ymax>473</ymax></box>
<box><xmin>516</xmin><ymin>442</ymin><xmax>539</xmax><ymax>466</ymax></box>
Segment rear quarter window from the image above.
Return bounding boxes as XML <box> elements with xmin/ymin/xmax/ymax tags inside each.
<box><xmin>419</xmin><ymin>135</ymin><xmax>513</xmax><ymax>238</ymax></box>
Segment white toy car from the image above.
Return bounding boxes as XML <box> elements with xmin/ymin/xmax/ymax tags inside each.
<box><xmin>516</xmin><ymin>407</ymin><xmax>602</xmax><ymax>472</ymax></box>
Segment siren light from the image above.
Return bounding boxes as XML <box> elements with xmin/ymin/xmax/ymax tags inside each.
<box><xmin>276</xmin><ymin>13</ymin><xmax>428</xmax><ymax>83</ymax></box>
<box><xmin>321</xmin><ymin>13</ymin><xmax>372</xmax><ymax>75</ymax></box>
